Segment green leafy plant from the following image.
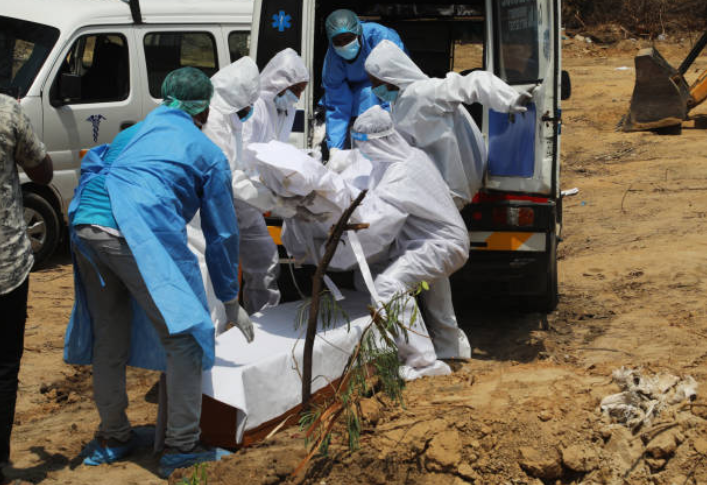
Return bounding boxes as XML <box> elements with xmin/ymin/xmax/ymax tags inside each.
<box><xmin>294</xmin><ymin>283</ymin><xmax>427</xmax><ymax>475</ymax></box>
<box><xmin>179</xmin><ymin>463</ymin><xmax>208</xmax><ymax>485</ymax></box>
<box><xmin>291</xmin><ymin>189</ymin><xmax>430</xmax><ymax>476</ymax></box>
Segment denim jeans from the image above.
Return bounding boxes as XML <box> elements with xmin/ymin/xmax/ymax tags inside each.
<box><xmin>0</xmin><ymin>277</ymin><xmax>29</xmax><ymax>467</ymax></box>
<box><xmin>75</xmin><ymin>226</ymin><xmax>203</xmax><ymax>451</ymax></box>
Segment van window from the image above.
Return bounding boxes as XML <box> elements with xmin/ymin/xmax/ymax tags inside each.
<box><xmin>0</xmin><ymin>16</ymin><xmax>59</xmax><ymax>98</ymax></box>
<box><xmin>494</xmin><ymin>0</ymin><xmax>540</xmax><ymax>84</ymax></box>
<box><xmin>144</xmin><ymin>32</ymin><xmax>218</xmax><ymax>98</ymax></box>
<box><xmin>228</xmin><ymin>32</ymin><xmax>250</xmax><ymax>62</ymax></box>
<box><xmin>51</xmin><ymin>34</ymin><xmax>129</xmax><ymax>105</ymax></box>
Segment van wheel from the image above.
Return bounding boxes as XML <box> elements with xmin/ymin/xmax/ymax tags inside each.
<box><xmin>523</xmin><ymin>231</ymin><xmax>558</xmax><ymax>314</ymax></box>
<box><xmin>23</xmin><ymin>192</ymin><xmax>61</xmax><ymax>269</ymax></box>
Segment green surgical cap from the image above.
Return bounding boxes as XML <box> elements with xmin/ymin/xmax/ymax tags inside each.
<box><xmin>161</xmin><ymin>67</ymin><xmax>214</xmax><ymax>116</ymax></box>
<box><xmin>325</xmin><ymin>9</ymin><xmax>362</xmax><ymax>41</ymax></box>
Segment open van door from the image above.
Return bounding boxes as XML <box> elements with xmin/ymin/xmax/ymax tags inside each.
<box><xmin>455</xmin><ymin>0</ymin><xmax>562</xmax><ymax>311</ymax></box>
<box><xmin>250</xmin><ymin>0</ymin><xmax>311</xmax><ymax>149</ymax></box>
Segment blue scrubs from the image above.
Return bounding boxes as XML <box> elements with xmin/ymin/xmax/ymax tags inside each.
<box><xmin>65</xmin><ymin>106</ymin><xmax>240</xmax><ymax>371</ymax></box>
<box><xmin>322</xmin><ymin>22</ymin><xmax>405</xmax><ymax>150</ymax></box>
<box><xmin>72</xmin><ymin>122</ymin><xmax>142</xmax><ymax>229</ymax></box>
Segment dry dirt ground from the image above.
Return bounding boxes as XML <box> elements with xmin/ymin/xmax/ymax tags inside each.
<box><xmin>6</xmin><ymin>40</ymin><xmax>707</xmax><ymax>485</ymax></box>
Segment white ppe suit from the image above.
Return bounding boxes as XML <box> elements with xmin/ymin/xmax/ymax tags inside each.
<box><xmin>243</xmin><ymin>48</ymin><xmax>310</xmax><ymax>145</ymax></box>
<box><xmin>187</xmin><ymin>58</ymin><xmax>267</xmax><ymax>331</ymax></box>
<box><xmin>217</xmin><ymin>49</ymin><xmax>308</xmax><ymax>314</ymax></box>
<box><xmin>365</xmin><ymin>40</ymin><xmax>526</xmax><ymax>207</ymax></box>
<box><xmin>201</xmin><ymin>56</ymin><xmax>283</xmax><ymax>316</ymax></box>
<box><xmin>334</xmin><ymin>106</ymin><xmax>472</xmax><ymax>378</ymax></box>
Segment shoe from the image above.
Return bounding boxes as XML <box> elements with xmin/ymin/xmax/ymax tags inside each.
<box><xmin>81</xmin><ymin>435</ymin><xmax>136</xmax><ymax>466</ymax></box>
<box><xmin>158</xmin><ymin>443</ymin><xmax>231</xmax><ymax>478</ymax></box>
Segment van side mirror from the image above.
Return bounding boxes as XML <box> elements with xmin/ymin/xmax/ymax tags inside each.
<box><xmin>57</xmin><ymin>73</ymin><xmax>82</xmax><ymax>105</ymax></box>
<box><xmin>561</xmin><ymin>70</ymin><xmax>571</xmax><ymax>100</ymax></box>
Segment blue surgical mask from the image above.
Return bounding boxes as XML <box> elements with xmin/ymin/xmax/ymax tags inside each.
<box><xmin>372</xmin><ymin>84</ymin><xmax>400</xmax><ymax>103</ymax></box>
<box><xmin>274</xmin><ymin>89</ymin><xmax>299</xmax><ymax>112</ymax></box>
<box><xmin>334</xmin><ymin>38</ymin><xmax>360</xmax><ymax>61</ymax></box>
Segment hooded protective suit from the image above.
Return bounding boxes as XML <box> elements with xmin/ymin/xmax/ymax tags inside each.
<box><xmin>322</xmin><ymin>20</ymin><xmax>405</xmax><ymax>150</ymax></box>
<box><xmin>336</xmin><ymin>106</ymin><xmax>471</xmax><ymax>378</ymax></box>
<box><xmin>365</xmin><ymin>40</ymin><xmax>526</xmax><ymax>207</ymax></box>
<box><xmin>188</xmin><ymin>57</ymin><xmax>279</xmax><ymax>319</ymax></box>
<box><xmin>235</xmin><ymin>49</ymin><xmax>308</xmax><ymax>313</ymax></box>
<box><xmin>243</xmin><ymin>48</ymin><xmax>310</xmax><ymax>144</ymax></box>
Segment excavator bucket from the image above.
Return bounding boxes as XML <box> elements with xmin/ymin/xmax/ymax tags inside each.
<box><xmin>621</xmin><ymin>48</ymin><xmax>692</xmax><ymax>132</ymax></box>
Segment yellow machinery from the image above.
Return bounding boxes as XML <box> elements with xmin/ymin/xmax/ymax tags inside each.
<box><xmin>622</xmin><ymin>31</ymin><xmax>707</xmax><ymax>133</ymax></box>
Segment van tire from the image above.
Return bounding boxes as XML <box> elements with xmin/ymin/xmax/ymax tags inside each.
<box><xmin>23</xmin><ymin>192</ymin><xmax>61</xmax><ymax>269</ymax></box>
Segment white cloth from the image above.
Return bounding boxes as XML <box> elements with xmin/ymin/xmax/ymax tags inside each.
<box><xmin>246</xmin><ymin>141</ymin><xmax>356</xmax><ymax>217</ymax></box>
<box><xmin>365</xmin><ymin>40</ymin><xmax>522</xmax><ymax>206</ymax></box>
<box><xmin>202</xmin><ymin>290</ymin><xmax>374</xmax><ymax>444</ymax></box>
<box><xmin>243</xmin><ymin>48</ymin><xmax>309</xmax><ymax>145</ymax></box>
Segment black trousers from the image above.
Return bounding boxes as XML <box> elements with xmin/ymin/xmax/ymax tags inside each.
<box><xmin>0</xmin><ymin>277</ymin><xmax>28</xmax><ymax>467</ymax></box>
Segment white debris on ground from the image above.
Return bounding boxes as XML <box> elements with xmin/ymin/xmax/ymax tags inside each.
<box><xmin>600</xmin><ymin>367</ymin><xmax>698</xmax><ymax>431</ymax></box>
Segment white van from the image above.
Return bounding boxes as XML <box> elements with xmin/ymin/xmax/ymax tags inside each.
<box><xmin>2</xmin><ymin>0</ymin><xmax>253</xmax><ymax>266</ymax></box>
<box><xmin>250</xmin><ymin>0</ymin><xmax>571</xmax><ymax>311</ymax></box>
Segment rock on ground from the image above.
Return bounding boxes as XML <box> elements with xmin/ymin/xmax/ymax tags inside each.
<box><xmin>518</xmin><ymin>446</ymin><xmax>562</xmax><ymax>480</ymax></box>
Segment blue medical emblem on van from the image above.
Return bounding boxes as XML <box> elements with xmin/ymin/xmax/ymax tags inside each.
<box><xmin>272</xmin><ymin>10</ymin><xmax>292</xmax><ymax>32</ymax></box>
<box><xmin>86</xmin><ymin>114</ymin><xmax>107</xmax><ymax>142</ymax></box>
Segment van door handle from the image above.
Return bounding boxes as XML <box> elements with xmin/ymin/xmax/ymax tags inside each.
<box><xmin>120</xmin><ymin>121</ymin><xmax>136</xmax><ymax>130</ymax></box>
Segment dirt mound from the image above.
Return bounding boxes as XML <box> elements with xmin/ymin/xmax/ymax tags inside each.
<box><xmin>167</xmin><ymin>362</ymin><xmax>707</xmax><ymax>485</ymax></box>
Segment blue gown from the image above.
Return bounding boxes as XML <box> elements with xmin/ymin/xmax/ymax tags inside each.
<box><xmin>64</xmin><ymin>106</ymin><xmax>240</xmax><ymax>371</ymax></box>
<box><xmin>322</xmin><ymin>22</ymin><xmax>405</xmax><ymax>150</ymax></box>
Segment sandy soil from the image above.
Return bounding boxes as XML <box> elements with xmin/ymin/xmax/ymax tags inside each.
<box><xmin>6</xmin><ymin>39</ymin><xmax>707</xmax><ymax>484</ymax></box>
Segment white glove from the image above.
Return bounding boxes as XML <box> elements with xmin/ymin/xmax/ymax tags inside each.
<box><xmin>327</xmin><ymin>148</ymin><xmax>354</xmax><ymax>174</ymax></box>
<box><xmin>510</xmin><ymin>86</ymin><xmax>537</xmax><ymax>114</ymax></box>
<box><xmin>224</xmin><ymin>301</ymin><xmax>255</xmax><ymax>343</ymax></box>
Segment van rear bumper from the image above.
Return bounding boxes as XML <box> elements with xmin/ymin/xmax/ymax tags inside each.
<box><xmin>451</xmin><ymin>250</ymin><xmax>550</xmax><ymax>297</ymax></box>
<box><xmin>451</xmin><ymin>200</ymin><xmax>558</xmax><ymax>299</ymax></box>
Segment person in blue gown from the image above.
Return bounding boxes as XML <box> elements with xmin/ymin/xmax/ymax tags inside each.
<box><xmin>321</xmin><ymin>9</ymin><xmax>405</xmax><ymax>153</ymax></box>
<box><xmin>64</xmin><ymin>67</ymin><xmax>252</xmax><ymax>477</ymax></box>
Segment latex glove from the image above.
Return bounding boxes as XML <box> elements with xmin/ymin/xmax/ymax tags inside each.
<box><xmin>510</xmin><ymin>86</ymin><xmax>536</xmax><ymax>114</ymax></box>
<box><xmin>327</xmin><ymin>149</ymin><xmax>353</xmax><ymax>174</ymax></box>
<box><xmin>224</xmin><ymin>301</ymin><xmax>255</xmax><ymax>343</ymax></box>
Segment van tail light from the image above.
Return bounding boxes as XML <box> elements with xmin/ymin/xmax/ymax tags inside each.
<box><xmin>491</xmin><ymin>207</ymin><xmax>535</xmax><ymax>227</ymax></box>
